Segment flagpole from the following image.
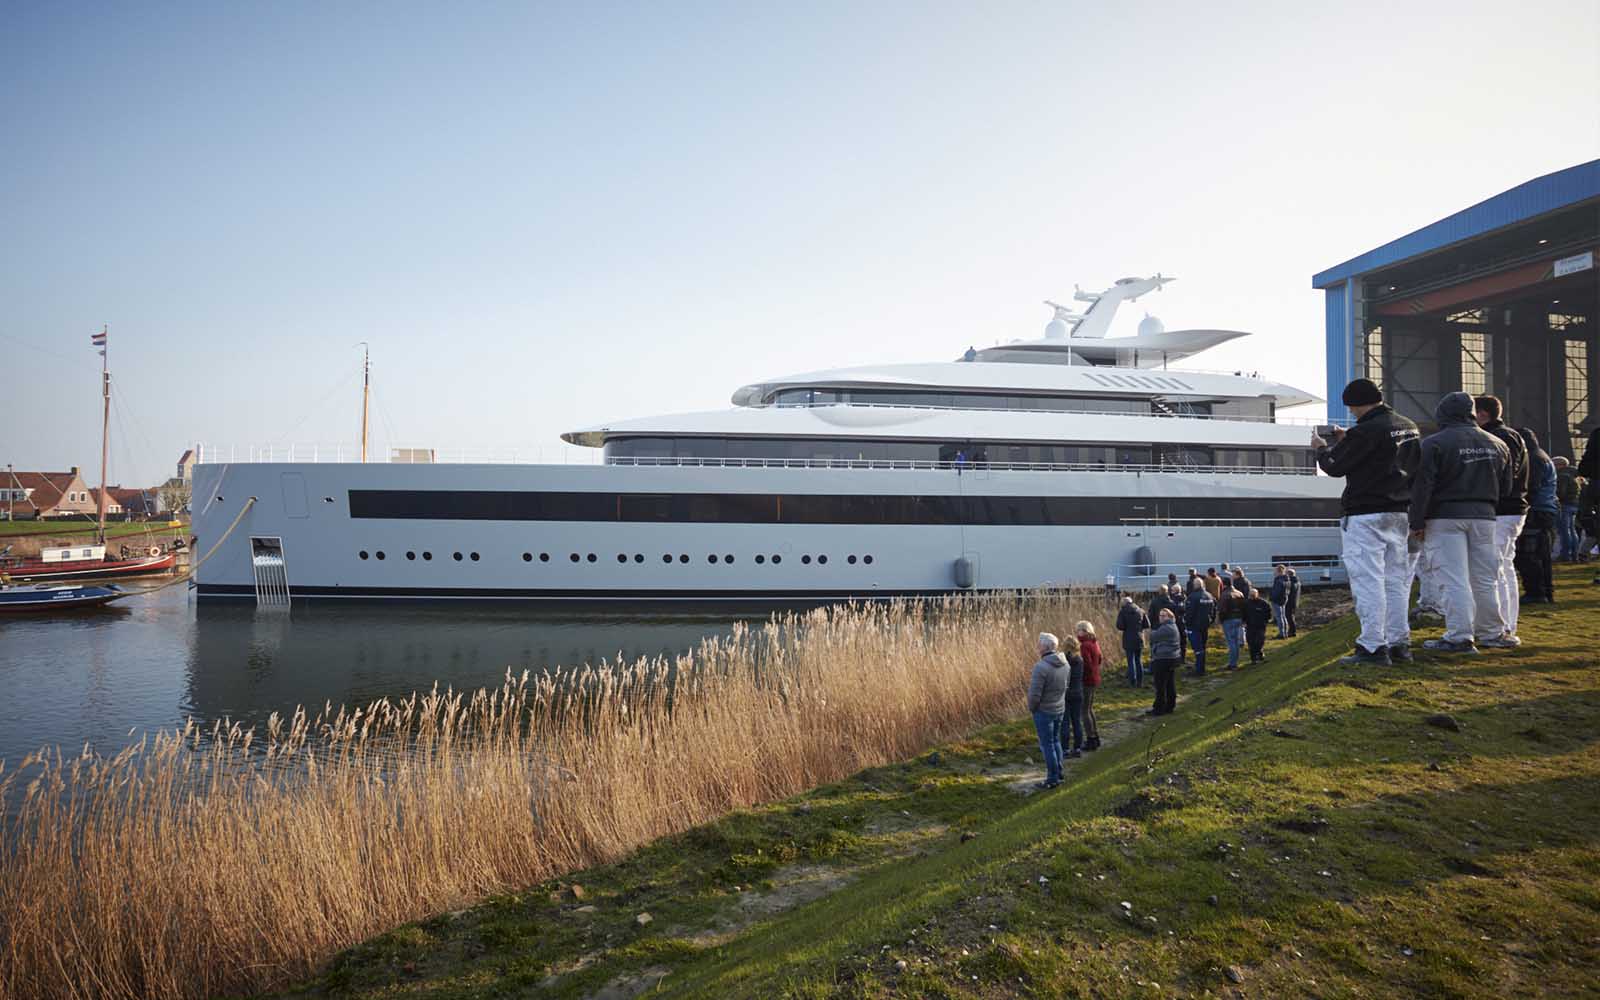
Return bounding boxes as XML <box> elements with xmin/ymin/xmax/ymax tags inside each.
<box><xmin>97</xmin><ymin>324</ymin><xmax>110</xmax><ymax>545</ymax></box>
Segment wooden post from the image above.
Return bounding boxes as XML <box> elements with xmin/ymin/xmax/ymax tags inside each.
<box><xmin>360</xmin><ymin>343</ymin><xmax>370</xmax><ymax>463</ymax></box>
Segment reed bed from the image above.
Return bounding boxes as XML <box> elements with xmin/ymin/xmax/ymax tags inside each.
<box><xmin>0</xmin><ymin>591</ymin><xmax>1109</xmax><ymax>1000</ymax></box>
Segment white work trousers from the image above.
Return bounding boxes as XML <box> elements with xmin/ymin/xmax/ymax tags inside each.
<box><xmin>1424</xmin><ymin>517</ymin><xmax>1504</xmax><ymax>645</ymax></box>
<box><xmin>1408</xmin><ymin>537</ymin><xmax>1442</xmax><ymax>613</ymax></box>
<box><xmin>1341</xmin><ymin>511</ymin><xmax>1411</xmax><ymax>652</ymax></box>
<box><xmin>1493</xmin><ymin>514</ymin><xmax>1526</xmax><ymax>635</ymax></box>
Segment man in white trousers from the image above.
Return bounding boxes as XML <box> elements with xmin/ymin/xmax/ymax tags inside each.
<box><xmin>1411</xmin><ymin>392</ymin><xmax>1514</xmax><ymax>653</ymax></box>
<box><xmin>1472</xmin><ymin>395</ymin><xmax>1530</xmax><ymax>641</ymax></box>
<box><xmin>1311</xmin><ymin>378</ymin><xmax>1420</xmax><ymax>665</ymax></box>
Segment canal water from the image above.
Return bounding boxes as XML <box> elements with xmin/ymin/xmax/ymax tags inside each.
<box><xmin>0</xmin><ymin>584</ymin><xmax>751</xmax><ymax>769</ymax></box>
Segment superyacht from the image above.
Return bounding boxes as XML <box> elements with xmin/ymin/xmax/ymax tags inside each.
<box><xmin>193</xmin><ymin>275</ymin><xmax>1344</xmax><ymax>602</ymax></box>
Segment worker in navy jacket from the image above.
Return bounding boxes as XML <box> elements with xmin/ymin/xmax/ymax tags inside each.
<box><xmin>1474</xmin><ymin>395</ymin><xmax>1531</xmax><ymax>638</ymax></box>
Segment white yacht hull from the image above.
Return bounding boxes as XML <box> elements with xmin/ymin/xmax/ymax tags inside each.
<box><xmin>193</xmin><ymin>462</ymin><xmax>1345</xmax><ymax>602</ymax></box>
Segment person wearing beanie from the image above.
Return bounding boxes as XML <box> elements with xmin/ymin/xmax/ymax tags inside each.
<box><xmin>1410</xmin><ymin>392</ymin><xmax>1513</xmax><ymax>653</ymax></box>
<box><xmin>1310</xmin><ymin>378</ymin><xmax>1421</xmax><ymax>665</ymax></box>
<box><xmin>1473</xmin><ymin>395</ymin><xmax>1530</xmax><ymax>639</ymax></box>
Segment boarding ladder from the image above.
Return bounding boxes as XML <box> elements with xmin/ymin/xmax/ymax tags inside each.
<box><xmin>250</xmin><ymin>536</ymin><xmax>290</xmax><ymax>606</ymax></box>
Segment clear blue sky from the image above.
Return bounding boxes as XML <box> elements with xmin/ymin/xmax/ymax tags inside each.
<box><xmin>4</xmin><ymin>1</ymin><xmax>1597</xmax><ymax>486</ymax></box>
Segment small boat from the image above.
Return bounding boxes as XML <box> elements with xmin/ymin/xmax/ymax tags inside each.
<box><xmin>0</xmin><ymin>542</ymin><xmax>177</xmax><ymax>582</ymax></box>
<box><xmin>0</xmin><ymin>582</ymin><xmax>127</xmax><ymax>613</ymax></box>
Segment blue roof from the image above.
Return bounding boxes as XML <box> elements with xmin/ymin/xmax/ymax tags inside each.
<box><xmin>1312</xmin><ymin>159</ymin><xmax>1600</xmax><ymax>289</ymax></box>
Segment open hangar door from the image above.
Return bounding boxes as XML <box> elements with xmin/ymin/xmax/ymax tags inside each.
<box><xmin>1361</xmin><ymin>216</ymin><xmax>1597</xmax><ymax>459</ymax></box>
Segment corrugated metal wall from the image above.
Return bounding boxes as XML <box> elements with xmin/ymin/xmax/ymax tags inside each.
<box><xmin>1325</xmin><ymin>283</ymin><xmax>1350</xmax><ymax>422</ymax></box>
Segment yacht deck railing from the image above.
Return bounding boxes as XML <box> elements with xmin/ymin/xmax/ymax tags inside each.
<box><xmin>752</xmin><ymin>400</ymin><xmax>1335</xmax><ymax>427</ymax></box>
<box><xmin>194</xmin><ymin>444</ymin><xmax>1320</xmax><ymax>476</ymax></box>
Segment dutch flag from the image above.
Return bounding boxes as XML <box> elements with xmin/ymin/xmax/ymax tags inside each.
<box><xmin>91</xmin><ymin>329</ymin><xmax>107</xmax><ymax>355</ymax></box>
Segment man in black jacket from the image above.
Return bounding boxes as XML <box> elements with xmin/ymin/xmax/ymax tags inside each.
<box><xmin>1310</xmin><ymin>378</ymin><xmax>1420</xmax><ymax>665</ymax></box>
<box><xmin>1473</xmin><ymin>395</ymin><xmax>1530</xmax><ymax>640</ymax></box>
<box><xmin>1115</xmin><ymin>595</ymin><xmax>1149</xmax><ymax>687</ymax></box>
<box><xmin>1412</xmin><ymin>392</ymin><xmax>1513</xmax><ymax>653</ymax></box>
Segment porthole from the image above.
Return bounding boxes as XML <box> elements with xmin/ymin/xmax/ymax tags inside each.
<box><xmin>847</xmin><ymin>555</ymin><xmax>857</xmax><ymax>565</ymax></box>
<box><xmin>570</xmin><ymin>553</ymin><xmax>580</xmax><ymax>563</ymax></box>
<box><xmin>522</xmin><ymin>552</ymin><xmax>532</xmax><ymax>562</ymax></box>
<box><xmin>801</xmin><ymin>555</ymin><xmax>812</xmax><ymax>565</ymax></box>
<box><xmin>359</xmin><ymin>550</ymin><xmax>369</xmax><ymax>560</ymax></box>
<box><xmin>586</xmin><ymin>553</ymin><xmax>597</xmax><ymax>563</ymax></box>
<box><xmin>724</xmin><ymin>554</ymin><xmax>734</xmax><ymax>564</ymax></box>
<box><xmin>817</xmin><ymin>554</ymin><xmax>827</xmax><ymax>565</ymax></box>
<box><xmin>423</xmin><ymin>551</ymin><xmax>433</xmax><ymax>561</ymax></box>
<box><xmin>454</xmin><ymin>552</ymin><xmax>463</xmax><ymax>561</ymax></box>
<box><xmin>617</xmin><ymin>553</ymin><xmax>628</xmax><ymax>564</ymax></box>
<box><xmin>708</xmin><ymin>554</ymin><xmax>719</xmax><ymax>564</ymax></box>
<box><xmin>470</xmin><ymin>552</ymin><xmax>480</xmax><ymax>561</ymax></box>
<box><xmin>679</xmin><ymin>554</ymin><xmax>689</xmax><ymax>563</ymax></box>
<box><xmin>863</xmin><ymin>554</ymin><xmax>874</xmax><ymax>565</ymax></box>
<box><xmin>407</xmin><ymin>551</ymin><xmax>417</xmax><ymax>561</ymax></box>
<box><xmin>633</xmin><ymin>553</ymin><xmax>643</xmax><ymax>563</ymax></box>
<box><xmin>756</xmin><ymin>554</ymin><xmax>765</xmax><ymax>564</ymax></box>
<box><xmin>663</xmin><ymin>554</ymin><xmax>673</xmax><ymax>564</ymax></box>
<box><xmin>376</xmin><ymin>551</ymin><xmax>386</xmax><ymax>560</ymax></box>
<box><xmin>772</xmin><ymin>554</ymin><xmax>782</xmax><ymax>564</ymax></box>
<box><xmin>540</xmin><ymin>552</ymin><xmax>550</xmax><ymax>562</ymax></box>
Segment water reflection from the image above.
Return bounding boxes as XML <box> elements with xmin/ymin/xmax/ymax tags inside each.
<box><xmin>0</xmin><ymin>585</ymin><xmax>750</xmax><ymax>767</ymax></box>
<box><xmin>182</xmin><ymin>602</ymin><xmax>749</xmax><ymax>729</ymax></box>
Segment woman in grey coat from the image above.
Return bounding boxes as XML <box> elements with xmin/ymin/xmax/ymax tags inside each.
<box><xmin>1147</xmin><ymin>609</ymin><xmax>1182</xmax><ymax>716</ymax></box>
<box><xmin>1026</xmin><ymin>632</ymin><xmax>1068</xmax><ymax>789</ymax></box>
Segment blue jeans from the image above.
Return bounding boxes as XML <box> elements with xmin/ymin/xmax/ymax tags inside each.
<box><xmin>1124</xmin><ymin>644</ymin><xmax>1144</xmax><ymax>686</ymax></box>
<box><xmin>1272</xmin><ymin>601</ymin><xmax>1288</xmax><ymax>637</ymax></box>
<box><xmin>1222</xmin><ymin>618</ymin><xmax>1244</xmax><ymax>668</ymax></box>
<box><xmin>1032</xmin><ymin>710</ymin><xmax>1064</xmax><ymax>784</ymax></box>
<box><xmin>1061</xmin><ymin>694</ymin><xmax>1085</xmax><ymax>752</ymax></box>
<box><xmin>1558</xmin><ymin>504</ymin><xmax>1579</xmax><ymax>560</ymax></box>
<box><xmin>1189</xmin><ymin>626</ymin><xmax>1209</xmax><ymax>674</ymax></box>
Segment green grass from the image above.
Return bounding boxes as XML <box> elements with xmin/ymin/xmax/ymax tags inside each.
<box><xmin>0</xmin><ymin>518</ymin><xmax>183</xmax><ymax>539</ymax></box>
<box><xmin>269</xmin><ymin>568</ymin><xmax>1600</xmax><ymax>999</ymax></box>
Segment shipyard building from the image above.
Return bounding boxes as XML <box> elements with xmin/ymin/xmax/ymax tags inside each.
<box><xmin>1315</xmin><ymin>159</ymin><xmax>1599</xmax><ymax>458</ymax></box>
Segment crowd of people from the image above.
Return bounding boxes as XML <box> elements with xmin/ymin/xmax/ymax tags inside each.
<box><xmin>1310</xmin><ymin>380</ymin><xmax>1597</xmax><ymax>661</ymax></box>
<box><xmin>1022</xmin><ymin>380</ymin><xmax>1600</xmax><ymax>784</ymax></box>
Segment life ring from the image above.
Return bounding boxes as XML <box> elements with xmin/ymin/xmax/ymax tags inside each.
<box><xmin>149</xmin><ymin>546</ymin><xmax>162</xmax><ymax>558</ymax></box>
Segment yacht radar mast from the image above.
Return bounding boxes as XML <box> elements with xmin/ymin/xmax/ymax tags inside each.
<box><xmin>1060</xmin><ymin>273</ymin><xmax>1174</xmax><ymax>339</ymax></box>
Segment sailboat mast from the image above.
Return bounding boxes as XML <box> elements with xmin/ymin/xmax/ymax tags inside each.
<box><xmin>97</xmin><ymin>324</ymin><xmax>110</xmax><ymax>544</ymax></box>
<box><xmin>360</xmin><ymin>343</ymin><xmax>370</xmax><ymax>463</ymax></box>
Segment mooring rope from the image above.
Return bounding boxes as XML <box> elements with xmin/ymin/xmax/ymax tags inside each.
<box><xmin>115</xmin><ymin>496</ymin><xmax>258</xmax><ymax>596</ymax></box>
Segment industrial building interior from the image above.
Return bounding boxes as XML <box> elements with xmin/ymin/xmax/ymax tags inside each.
<box><xmin>1361</xmin><ymin>197</ymin><xmax>1598</xmax><ymax>460</ymax></box>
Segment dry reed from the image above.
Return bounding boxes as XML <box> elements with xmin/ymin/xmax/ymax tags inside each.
<box><xmin>0</xmin><ymin>591</ymin><xmax>1109</xmax><ymax>1000</ymax></box>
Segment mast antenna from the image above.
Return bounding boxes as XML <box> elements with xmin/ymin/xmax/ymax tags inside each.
<box><xmin>357</xmin><ymin>342</ymin><xmax>370</xmax><ymax>464</ymax></box>
<box><xmin>97</xmin><ymin>324</ymin><xmax>110</xmax><ymax>544</ymax></box>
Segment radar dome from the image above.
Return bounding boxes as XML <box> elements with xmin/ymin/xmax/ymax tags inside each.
<box><xmin>1044</xmin><ymin>317</ymin><xmax>1069</xmax><ymax>339</ymax></box>
<box><xmin>1138</xmin><ymin>313</ymin><xmax>1166</xmax><ymax>338</ymax></box>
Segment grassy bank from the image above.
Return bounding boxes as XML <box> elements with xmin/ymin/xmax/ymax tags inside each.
<box><xmin>0</xmin><ymin>591</ymin><xmax>1110</xmax><ymax>1000</ymax></box>
<box><xmin>274</xmin><ymin>567</ymin><xmax>1600</xmax><ymax>999</ymax></box>
<box><xmin>0</xmin><ymin>519</ymin><xmax>182</xmax><ymax>538</ymax></box>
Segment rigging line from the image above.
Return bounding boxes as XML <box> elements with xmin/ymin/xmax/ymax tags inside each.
<box><xmin>110</xmin><ymin>395</ymin><xmax>142</xmax><ymax>484</ymax></box>
<box><xmin>371</xmin><ymin>386</ymin><xmax>400</xmax><ymax>450</ymax></box>
<box><xmin>112</xmin><ymin>381</ymin><xmax>161</xmax><ymax>472</ymax></box>
<box><xmin>271</xmin><ymin>364</ymin><xmax>362</xmax><ymax>444</ymax></box>
<box><xmin>0</xmin><ymin>331</ymin><xmax>100</xmax><ymax>368</ymax></box>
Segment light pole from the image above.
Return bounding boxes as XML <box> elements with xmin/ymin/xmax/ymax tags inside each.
<box><xmin>5</xmin><ymin>464</ymin><xmax>12</xmax><ymax>522</ymax></box>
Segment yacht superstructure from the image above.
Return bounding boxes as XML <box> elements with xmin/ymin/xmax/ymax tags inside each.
<box><xmin>193</xmin><ymin>276</ymin><xmax>1344</xmax><ymax>602</ymax></box>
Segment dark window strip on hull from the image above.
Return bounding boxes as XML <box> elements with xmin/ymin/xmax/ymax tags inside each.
<box><xmin>348</xmin><ymin>490</ymin><xmax>1341</xmax><ymax>526</ymax></box>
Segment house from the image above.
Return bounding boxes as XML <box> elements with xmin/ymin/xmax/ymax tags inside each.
<box><xmin>107</xmin><ymin>486</ymin><xmax>161</xmax><ymax>517</ymax></box>
<box><xmin>1</xmin><ymin>468</ymin><xmax>98</xmax><ymax>519</ymax></box>
<box><xmin>176</xmin><ymin>449</ymin><xmax>195</xmax><ymax>484</ymax></box>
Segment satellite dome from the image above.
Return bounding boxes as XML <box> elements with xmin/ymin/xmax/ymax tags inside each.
<box><xmin>1138</xmin><ymin>313</ymin><xmax>1166</xmax><ymax>338</ymax></box>
<box><xmin>1044</xmin><ymin>316</ymin><xmax>1069</xmax><ymax>339</ymax></box>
